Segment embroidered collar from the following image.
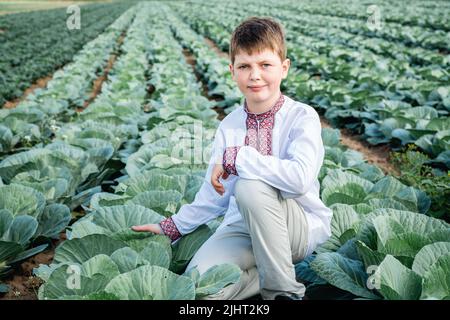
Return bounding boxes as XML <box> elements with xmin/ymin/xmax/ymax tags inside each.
<box><xmin>244</xmin><ymin>94</ymin><xmax>285</xmax><ymax>120</ymax></box>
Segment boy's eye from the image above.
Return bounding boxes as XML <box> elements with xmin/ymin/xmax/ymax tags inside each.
<box><xmin>237</xmin><ymin>64</ymin><xmax>270</xmax><ymax>69</ymax></box>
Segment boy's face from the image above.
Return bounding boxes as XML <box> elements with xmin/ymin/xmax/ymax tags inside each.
<box><xmin>229</xmin><ymin>48</ymin><xmax>290</xmax><ymax>106</ymax></box>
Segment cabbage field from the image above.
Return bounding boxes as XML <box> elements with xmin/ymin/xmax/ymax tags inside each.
<box><xmin>0</xmin><ymin>0</ymin><xmax>449</xmax><ymax>301</ymax></box>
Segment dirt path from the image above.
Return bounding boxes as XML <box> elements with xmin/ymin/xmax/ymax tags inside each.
<box><xmin>182</xmin><ymin>48</ymin><xmax>210</xmax><ymax>97</ymax></box>
<box><xmin>79</xmin><ymin>53</ymin><xmax>117</xmax><ymax>111</ymax></box>
<box><xmin>182</xmin><ymin>47</ymin><xmax>226</xmax><ymax>120</ymax></box>
<box><xmin>78</xmin><ymin>31</ymin><xmax>127</xmax><ymax>112</ymax></box>
<box><xmin>204</xmin><ymin>37</ymin><xmax>229</xmax><ymax>59</ymax></box>
<box><xmin>3</xmin><ymin>74</ymin><xmax>55</xmax><ymax>109</ymax></box>
<box><xmin>320</xmin><ymin>118</ymin><xmax>399</xmax><ymax>175</ymax></box>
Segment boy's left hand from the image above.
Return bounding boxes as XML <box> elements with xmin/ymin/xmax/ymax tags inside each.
<box><xmin>211</xmin><ymin>163</ymin><xmax>229</xmax><ymax>195</ymax></box>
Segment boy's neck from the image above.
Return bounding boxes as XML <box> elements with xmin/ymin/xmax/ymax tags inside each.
<box><xmin>245</xmin><ymin>90</ymin><xmax>282</xmax><ymax>114</ymax></box>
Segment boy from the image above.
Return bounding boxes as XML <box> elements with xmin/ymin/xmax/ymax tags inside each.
<box><xmin>132</xmin><ymin>17</ymin><xmax>332</xmax><ymax>300</ymax></box>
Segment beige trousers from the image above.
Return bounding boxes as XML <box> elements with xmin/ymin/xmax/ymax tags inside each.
<box><xmin>185</xmin><ymin>178</ymin><xmax>309</xmax><ymax>300</ymax></box>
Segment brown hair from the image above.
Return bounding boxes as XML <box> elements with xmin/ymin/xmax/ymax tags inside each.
<box><xmin>229</xmin><ymin>16</ymin><xmax>287</xmax><ymax>65</ymax></box>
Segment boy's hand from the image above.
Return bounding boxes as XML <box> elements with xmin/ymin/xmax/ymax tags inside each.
<box><xmin>131</xmin><ymin>224</ymin><xmax>164</xmax><ymax>234</ymax></box>
<box><xmin>211</xmin><ymin>163</ymin><xmax>229</xmax><ymax>195</ymax></box>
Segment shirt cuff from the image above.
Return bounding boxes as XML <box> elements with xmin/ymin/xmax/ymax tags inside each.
<box><xmin>159</xmin><ymin>217</ymin><xmax>182</xmax><ymax>242</ymax></box>
<box><xmin>223</xmin><ymin>146</ymin><xmax>241</xmax><ymax>176</ymax></box>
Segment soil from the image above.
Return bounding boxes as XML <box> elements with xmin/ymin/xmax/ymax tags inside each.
<box><xmin>0</xmin><ymin>232</ymin><xmax>66</xmax><ymax>300</ymax></box>
<box><xmin>320</xmin><ymin>118</ymin><xmax>399</xmax><ymax>175</ymax></box>
<box><xmin>182</xmin><ymin>48</ymin><xmax>210</xmax><ymax>97</ymax></box>
<box><xmin>182</xmin><ymin>48</ymin><xmax>227</xmax><ymax>120</ymax></box>
<box><xmin>204</xmin><ymin>37</ymin><xmax>229</xmax><ymax>59</ymax></box>
<box><xmin>3</xmin><ymin>74</ymin><xmax>54</xmax><ymax>109</ymax></box>
<box><xmin>78</xmin><ymin>32</ymin><xmax>127</xmax><ymax>112</ymax></box>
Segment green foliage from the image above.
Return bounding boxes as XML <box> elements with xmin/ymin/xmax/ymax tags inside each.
<box><xmin>391</xmin><ymin>145</ymin><xmax>450</xmax><ymax>221</ymax></box>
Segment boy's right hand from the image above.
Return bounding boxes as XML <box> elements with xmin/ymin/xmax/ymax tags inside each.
<box><xmin>211</xmin><ymin>163</ymin><xmax>229</xmax><ymax>196</ymax></box>
<box><xmin>131</xmin><ymin>224</ymin><xmax>164</xmax><ymax>234</ymax></box>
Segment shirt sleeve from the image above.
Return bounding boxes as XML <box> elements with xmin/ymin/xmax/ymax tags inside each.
<box><xmin>170</xmin><ymin>124</ymin><xmax>236</xmax><ymax>235</ymax></box>
<box><xmin>159</xmin><ymin>217</ymin><xmax>182</xmax><ymax>242</ymax></box>
<box><xmin>235</xmin><ymin>110</ymin><xmax>324</xmax><ymax>197</ymax></box>
<box><xmin>223</xmin><ymin>146</ymin><xmax>241</xmax><ymax>176</ymax></box>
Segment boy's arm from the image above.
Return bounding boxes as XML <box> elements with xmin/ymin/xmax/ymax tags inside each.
<box><xmin>159</xmin><ymin>125</ymin><xmax>234</xmax><ymax>241</ymax></box>
<box><xmin>225</xmin><ymin>111</ymin><xmax>324</xmax><ymax>197</ymax></box>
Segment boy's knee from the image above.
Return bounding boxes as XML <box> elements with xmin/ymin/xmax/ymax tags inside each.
<box><xmin>235</xmin><ymin>178</ymin><xmax>278</xmax><ymax>211</ymax></box>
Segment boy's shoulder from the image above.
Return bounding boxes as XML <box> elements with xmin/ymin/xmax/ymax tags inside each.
<box><xmin>219</xmin><ymin>95</ymin><xmax>319</xmax><ymax>129</ymax></box>
<box><xmin>284</xmin><ymin>95</ymin><xmax>320</xmax><ymax>121</ymax></box>
<box><xmin>219</xmin><ymin>104</ymin><xmax>245</xmax><ymax>127</ymax></box>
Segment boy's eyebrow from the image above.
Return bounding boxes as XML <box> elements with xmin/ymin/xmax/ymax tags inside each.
<box><xmin>235</xmin><ymin>60</ymin><xmax>274</xmax><ymax>66</ymax></box>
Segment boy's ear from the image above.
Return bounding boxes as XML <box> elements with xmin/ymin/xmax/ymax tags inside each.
<box><xmin>281</xmin><ymin>58</ymin><xmax>291</xmax><ymax>79</ymax></box>
<box><xmin>229</xmin><ymin>63</ymin><xmax>235</xmax><ymax>78</ymax></box>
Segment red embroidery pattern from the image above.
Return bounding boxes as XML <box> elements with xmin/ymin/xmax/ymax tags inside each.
<box><xmin>221</xmin><ymin>94</ymin><xmax>285</xmax><ymax>176</ymax></box>
<box><xmin>223</xmin><ymin>146</ymin><xmax>241</xmax><ymax>175</ymax></box>
<box><xmin>159</xmin><ymin>217</ymin><xmax>181</xmax><ymax>241</ymax></box>
<box><xmin>244</xmin><ymin>94</ymin><xmax>285</xmax><ymax>156</ymax></box>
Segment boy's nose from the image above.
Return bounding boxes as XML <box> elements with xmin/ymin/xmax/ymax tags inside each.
<box><xmin>250</xmin><ymin>69</ymin><xmax>261</xmax><ymax>80</ymax></box>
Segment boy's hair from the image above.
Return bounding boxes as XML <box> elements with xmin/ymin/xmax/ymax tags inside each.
<box><xmin>229</xmin><ymin>16</ymin><xmax>287</xmax><ymax>65</ymax></box>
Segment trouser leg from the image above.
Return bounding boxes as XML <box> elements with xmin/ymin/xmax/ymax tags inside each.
<box><xmin>185</xmin><ymin>221</ymin><xmax>260</xmax><ymax>300</ymax></box>
<box><xmin>234</xmin><ymin>178</ymin><xmax>309</xmax><ymax>300</ymax></box>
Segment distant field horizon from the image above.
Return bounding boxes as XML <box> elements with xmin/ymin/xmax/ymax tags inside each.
<box><xmin>0</xmin><ymin>0</ymin><xmax>113</xmax><ymax>15</ymax></box>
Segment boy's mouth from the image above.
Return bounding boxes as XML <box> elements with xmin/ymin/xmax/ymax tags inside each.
<box><xmin>248</xmin><ymin>85</ymin><xmax>267</xmax><ymax>92</ymax></box>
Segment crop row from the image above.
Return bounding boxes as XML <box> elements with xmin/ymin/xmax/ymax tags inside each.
<box><xmin>0</xmin><ymin>5</ymin><xmax>137</xmax><ymax>159</ymax></box>
<box><xmin>0</xmin><ymin>2</ymin><xmax>134</xmax><ymax>106</ymax></box>
<box><xmin>272</xmin><ymin>0</ymin><xmax>450</xmax><ymax>32</ymax></box>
